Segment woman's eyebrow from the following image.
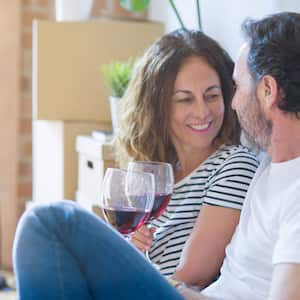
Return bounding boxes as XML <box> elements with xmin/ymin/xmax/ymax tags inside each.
<box><xmin>173</xmin><ymin>89</ymin><xmax>192</xmax><ymax>95</ymax></box>
<box><xmin>204</xmin><ymin>85</ymin><xmax>221</xmax><ymax>93</ymax></box>
<box><xmin>173</xmin><ymin>85</ymin><xmax>221</xmax><ymax>96</ymax></box>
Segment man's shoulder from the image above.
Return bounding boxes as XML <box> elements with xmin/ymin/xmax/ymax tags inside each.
<box><xmin>285</xmin><ymin>179</ymin><xmax>300</xmax><ymax>199</ymax></box>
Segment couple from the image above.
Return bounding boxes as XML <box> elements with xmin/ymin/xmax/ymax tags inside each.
<box><xmin>13</xmin><ymin>12</ymin><xmax>300</xmax><ymax>300</ymax></box>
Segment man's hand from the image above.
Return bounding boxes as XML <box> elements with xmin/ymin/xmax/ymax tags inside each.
<box><xmin>179</xmin><ymin>286</ymin><xmax>215</xmax><ymax>299</ymax></box>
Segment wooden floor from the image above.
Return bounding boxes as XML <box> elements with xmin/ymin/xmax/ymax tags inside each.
<box><xmin>0</xmin><ymin>291</ymin><xmax>17</xmax><ymax>300</ymax></box>
<box><xmin>0</xmin><ymin>271</ymin><xmax>17</xmax><ymax>300</ymax></box>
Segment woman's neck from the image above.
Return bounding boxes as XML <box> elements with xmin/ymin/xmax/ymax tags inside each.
<box><xmin>174</xmin><ymin>144</ymin><xmax>220</xmax><ymax>182</ymax></box>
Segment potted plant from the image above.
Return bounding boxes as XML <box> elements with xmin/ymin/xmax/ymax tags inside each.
<box><xmin>102</xmin><ymin>58</ymin><xmax>135</xmax><ymax>133</ymax></box>
<box><xmin>55</xmin><ymin>0</ymin><xmax>94</xmax><ymax>21</ymax></box>
<box><xmin>119</xmin><ymin>0</ymin><xmax>202</xmax><ymax>30</ymax></box>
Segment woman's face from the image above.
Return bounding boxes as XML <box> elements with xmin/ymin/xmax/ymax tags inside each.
<box><xmin>169</xmin><ymin>56</ymin><xmax>225</xmax><ymax>155</ymax></box>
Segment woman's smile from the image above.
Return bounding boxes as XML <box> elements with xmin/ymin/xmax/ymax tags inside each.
<box><xmin>187</xmin><ymin>121</ymin><xmax>213</xmax><ymax>134</ymax></box>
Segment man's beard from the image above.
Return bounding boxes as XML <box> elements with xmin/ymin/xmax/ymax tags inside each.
<box><xmin>237</xmin><ymin>95</ymin><xmax>272</xmax><ymax>151</ymax></box>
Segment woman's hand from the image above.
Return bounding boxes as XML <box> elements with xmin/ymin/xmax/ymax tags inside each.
<box><xmin>131</xmin><ymin>225</ymin><xmax>156</xmax><ymax>253</ymax></box>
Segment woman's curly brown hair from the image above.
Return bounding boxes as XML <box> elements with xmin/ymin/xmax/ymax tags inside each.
<box><xmin>115</xmin><ymin>29</ymin><xmax>240</xmax><ymax>168</ymax></box>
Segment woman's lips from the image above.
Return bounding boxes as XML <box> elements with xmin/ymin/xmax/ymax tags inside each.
<box><xmin>188</xmin><ymin>122</ymin><xmax>212</xmax><ymax>133</ymax></box>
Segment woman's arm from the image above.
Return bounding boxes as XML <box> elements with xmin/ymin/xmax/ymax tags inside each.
<box><xmin>173</xmin><ymin>205</ymin><xmax>240</xmax><ymax>287</ymax></box>
<box><xmin>173</xmin><ymin>150</ymin><xmax>259</xmax><ymax>287</ymax></box>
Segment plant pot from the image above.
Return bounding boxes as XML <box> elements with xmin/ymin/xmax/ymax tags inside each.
<box><xmin>109</xmin><ymin>96</ymin><xmax>121</xmax><ymax>134</ymax></box>
<box><xmin>55</xmin><ymin>0</ymin><xmax>94</xmax><ymax>21</ymax></box>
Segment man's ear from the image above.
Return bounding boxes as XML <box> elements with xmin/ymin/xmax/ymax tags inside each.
<box><xmin>257</xmin><ymin>75</ymin><xmax>280</xmax><ymax>110</ymax></box>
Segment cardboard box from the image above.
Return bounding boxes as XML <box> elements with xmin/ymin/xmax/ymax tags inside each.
<box><xmin>32</xmin><ymin>19</ymin><xmax>164</xmax><ymax>121</ymax></box>
<box><xmin>32</xmin><ymin>120</ymin><xmax>111</xmax><ymax>203</ymax></box>
<box><xmin>76</xmin><ymin>135</ymin><xmax>115</xmax><ymax>210</ymax></box>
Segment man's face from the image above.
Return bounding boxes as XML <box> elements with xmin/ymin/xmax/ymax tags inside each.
<box><xmin>231</xmin><ymin>45</ymin><xmax>272</xmax><ymax>150</ymax></box>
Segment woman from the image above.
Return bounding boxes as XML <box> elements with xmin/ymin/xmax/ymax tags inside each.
<box><xmin>116</xmin><ymin>29</ymin><xmax>259</xmax><ymax>286</ymax></box>
<box><xmin>13</xmin><ymin>29</ymin><xmax>258</xmax><ymax>299</ymax></box>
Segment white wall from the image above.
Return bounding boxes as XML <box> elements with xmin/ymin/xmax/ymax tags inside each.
<box><xmin>149</xmin><ymin>0</ymin><xmax>199</xmax><ymax>33</ymax></box>
<box><xmin>149</xmin><ymin>0</ymin><xmax>300</xmax><ymax>60</ymax></box>
<box><xmin>275</xmin><ymin>0</ymin><xmax>300</xmax><ymax>11</ymax></box>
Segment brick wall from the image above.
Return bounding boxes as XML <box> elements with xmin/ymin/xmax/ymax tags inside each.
<box><xmin>19</xmin><ymin>0</ymin><xmax>54</xmax><ymax>210</ymax></box>
<box><xmin>19</xmin><ymin>0</ymin><xmax>147</xmax><ymax>209</ymax></box>
<box><xmin>0</xmin><ymin>0</ymin><xmax>148</xmax><ymax>269</ymax></box>
<box><xmin>0</xmin><ymin>0</ymin><xmax>22</xmax><ymax>270</ymax></box>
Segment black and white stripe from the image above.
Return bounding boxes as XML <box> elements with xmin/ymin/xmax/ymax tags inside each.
<box><xmin>149</xmin><ymin>145</ymin><xmax>259</xmax><ymax>276</ymax></box>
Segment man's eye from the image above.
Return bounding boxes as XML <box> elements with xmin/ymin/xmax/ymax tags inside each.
<box><xmin>233</xmin><ymin>84</ymin><xmax>237</xmax><ymax>92</ymax></box>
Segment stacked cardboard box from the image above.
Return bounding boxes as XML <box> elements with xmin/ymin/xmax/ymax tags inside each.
<box><xmin>32</xmin><ymin>19</ymin><xmax>164</xmax><ymax>204</ymax></box>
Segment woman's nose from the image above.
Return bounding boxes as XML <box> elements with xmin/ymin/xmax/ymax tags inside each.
<box><xmin>192</xmin><ymin>98</ymin><xmax>210</xmax><ymax>120</ymax></box>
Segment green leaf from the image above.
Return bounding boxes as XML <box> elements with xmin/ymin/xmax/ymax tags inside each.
<box><xmin>119</xmin><ymin>0</ymin><xmax>150</xmax><ymax>12</ymax></box>
<box><xmin>102</xmin><ymin>58</ymin><xmax>135</xmax><ymax>98</ymax></box>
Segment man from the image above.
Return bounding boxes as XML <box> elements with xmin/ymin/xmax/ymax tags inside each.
<box><xmin>180</xmin><ymin>11</ymin><xmax>300</xmax><ymax>300</ymax></box>
<box><xmin>13</xmin><ymin>12</ymin><xmax>300</xmax><ymax>300</ymax></box>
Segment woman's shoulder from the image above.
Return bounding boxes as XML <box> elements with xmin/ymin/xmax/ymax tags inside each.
<box><xmin>215</xmin><ymin>144</ymin><xmax>260</xmax><ymax>165</ymax></box>
<box><xmin>203</xmin><ymin>145</ymin><xmax>260</xmax><ymax>209</ymax></box>
<box><xmin>194</xmin><ymin>144</ymin><xmax>259</xmax><ymax>181</ymax></box>
<box><xmin>180</xmin><ymin>145</ymin><xmax>259</xmax><ymax>186</ymax></box>
<box><xmin>203</xmin><ymin>144</ymin><xmax>260</xmax><ymax>178</ymax></box>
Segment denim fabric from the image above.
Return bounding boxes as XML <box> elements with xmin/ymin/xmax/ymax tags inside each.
<box><xmin>13</xmin><ymin>200</ymin><xmax>184</xmax><ymax>300</ymax></box>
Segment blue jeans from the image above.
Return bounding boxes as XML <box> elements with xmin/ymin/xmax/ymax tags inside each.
<box><xmin>13</xmin><ymin>200</ymin><xmax>184</xmax><ymax>300</ymax></box>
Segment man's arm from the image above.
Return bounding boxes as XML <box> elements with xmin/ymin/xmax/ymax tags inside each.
<box><xmin>269</xmin><ymin>263</ymin><xmax>300</xmax><ymax>300</ymax></box>
<box><xmin>178</xmin><ymin>287</ymin><xmax>215</xmax><ymax>300</ymax></box>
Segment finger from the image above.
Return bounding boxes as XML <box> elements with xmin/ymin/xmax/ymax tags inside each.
<box><xmin>133</xmin><ymin>226</ymin><xmax>156</xmax><ymax>243</ymax></box>
<box><xmin>131</xmin><ymin>231</ymin><xmax>153</xmax><ymax>247</ymax></box>
<box><xmin>133</xmin><ymin>230</ymin><xmax>150</xmax><ymax>242</ymax></box>
<box><xmin>149</xmin><ymin>227</ymin><xmax>156</xmax><ymax>235</ymax></box>
<box><xmin>131</xmin><ymin>231</ymin><xmax>153</xmax><ymax>250</ymax></box>
<box><xmin>131</xmin><ymin>237</ymin><xmax>149</xmax><ymax>252</ymax></box>
<box><xmin>138</xmin><ymin>225</ymin><xmax>153</xmax><ymax>237</ymax></box>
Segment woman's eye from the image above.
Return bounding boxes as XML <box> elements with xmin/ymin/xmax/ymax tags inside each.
<box><xmin>176</xmin><ymin>98</ymin><xmax>191</xmax><ymax>103</ymax></box>
<box><xmin>205</xmin><ymin>94</ymin><xmax>220</xmax><ymax>101</ymax></box>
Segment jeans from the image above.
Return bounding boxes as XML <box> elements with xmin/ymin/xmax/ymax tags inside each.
<box><xmin>13</xmin><ymin>200</ymin><xmax>185</xmax><ymax>300</ymax></box>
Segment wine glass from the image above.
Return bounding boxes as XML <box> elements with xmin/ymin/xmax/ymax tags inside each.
<box><xmin>127</xmin><ymin>162</ymin><xmax>174</xmax><ymax>223</ymax></box>
<box><xmin>100</xmin><ymin>168</ymin><xmax>155</xmax><ymax>239</ymax></box>
<box><xmin>127</xmin><ymin>162</ymin><xmax>173</xmax><ymax>264</ymax></box>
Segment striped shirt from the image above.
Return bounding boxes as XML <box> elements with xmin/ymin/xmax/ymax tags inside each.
<box><xmin>149</xmin><ymin>144</ymin><xmax>259</xmax><ymax>276</ymax></box>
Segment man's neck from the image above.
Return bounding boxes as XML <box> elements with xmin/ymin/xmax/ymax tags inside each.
<box><xmin>268</xmin><ymin>117</ymin><xmax>300</xmax><ymax>162</ymax></box>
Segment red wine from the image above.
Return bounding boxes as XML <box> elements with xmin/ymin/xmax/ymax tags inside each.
<box><xmin>149</xmin><ymin>194</ymin><xmax>171</xmax><ymax>221</ymax></box>
<box><xmin>103</xmin><ymin>207</ymin><xmax>150</xmax><ymax>234</ymax></box>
